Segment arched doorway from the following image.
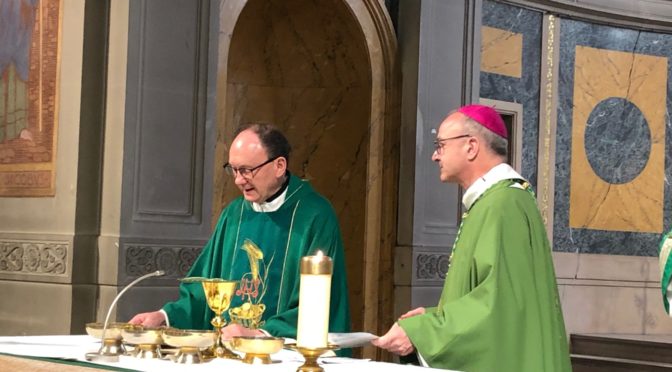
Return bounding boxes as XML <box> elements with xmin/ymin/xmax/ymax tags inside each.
<box><xmin>212</xmin><ymin>0</ymin><xmax>397</xmax><ymax>359</ymax></box>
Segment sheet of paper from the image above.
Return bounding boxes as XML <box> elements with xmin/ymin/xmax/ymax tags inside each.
<box><xmin>327</xmin><ymin>332</ymin><xmax>378</xmax><ymax>349</ymax></box>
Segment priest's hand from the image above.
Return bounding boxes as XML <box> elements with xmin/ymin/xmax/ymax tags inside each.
<box><xmin>128</xmin><ymin>311</ymin><xmax>166</xmax><ymax>327</ymax></box>
<box><xmin>399</xmin><ymin>307</ymin><xmax>425</xmax><ymax>320</ymax></box>
<box><xmin>371</xmin><ymin>322</ymin><xmax>415</xmax><ymax>356</ymax></box>
<box><xmin>219</xmin><ymin>323</ymin><xmax>265</xmax><ymax>341</ymax></box>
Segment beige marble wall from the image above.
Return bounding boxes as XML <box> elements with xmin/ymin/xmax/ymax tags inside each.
<box><xmin>220</xmin><ymin>0</ymin><xmax>372</xmax><ymax>332</ymax></box>
<box><xmin>554</xmin><ymin>251</ymin><xmax>672</xmax><ymax>335</ymax></box>
<box><xmin>94</xmin><ymin>0</ymin><xmax>130</xmax><ymax>322</ymax></box>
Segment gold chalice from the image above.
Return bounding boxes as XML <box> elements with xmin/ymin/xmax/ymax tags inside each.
<box><xmin>201</xmin><ymin>278</ymin><xmax>239</xmax><ymax>359</ymax></box>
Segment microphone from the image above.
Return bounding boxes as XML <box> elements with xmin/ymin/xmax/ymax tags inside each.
<box><xmin>86</xmin><ymin>270</ymin><xmax>165</xmax><ymax>362</ymax></box>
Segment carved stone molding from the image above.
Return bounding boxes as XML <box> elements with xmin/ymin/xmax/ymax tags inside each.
<box><xmin>416</xmin><ymin>253</ymin><xmax>450</xmax><ymax>280</ymax></box>
<box><xmin>0</xmin><ymin>241</ymin><xmax>68</xmax><ymax>275</ymax></box>
<box><xmin>124</xmin><ymin>244</ymin><xmax>201</xmax><ymax>278</ymax></box>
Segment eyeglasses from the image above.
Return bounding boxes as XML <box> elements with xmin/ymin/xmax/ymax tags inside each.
<box><xmin>433</xmin><ymin>134</ymin><xmax>470</xmax><ymax>155</ymax></box>
<box><xmin>223</xmin><ymin>156</ymin><xmax>279</xmax><ymax>179</ymax></box>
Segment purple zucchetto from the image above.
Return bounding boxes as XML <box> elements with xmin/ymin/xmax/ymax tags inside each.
<box><xmin>457</xmin><ymin>104</ymin><xmax>508</xmax><ymax>139</ymax></box>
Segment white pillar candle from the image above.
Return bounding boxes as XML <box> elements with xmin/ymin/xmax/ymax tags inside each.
<box><xmin>296</xmin><ymin>251</ymin><xmax>332</xmax><ymax>349</ymax></box>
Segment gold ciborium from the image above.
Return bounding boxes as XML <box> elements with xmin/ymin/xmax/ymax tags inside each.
<box><xmin>201</xmin><ymin>278</ymin><xmax>239</xmax><ymax>359</ymax></box>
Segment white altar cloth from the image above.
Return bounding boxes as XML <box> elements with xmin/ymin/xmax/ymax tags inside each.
<box><xmin>0</xmin><ymin>335</ymin><xmax>456</xmax><ymax>371</ymax></box>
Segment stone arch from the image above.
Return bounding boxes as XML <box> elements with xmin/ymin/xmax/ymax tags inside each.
<box><xmin>212</xmin><ymin>0</ymin><xmax>397</xmax><ymax>357</ymax></box>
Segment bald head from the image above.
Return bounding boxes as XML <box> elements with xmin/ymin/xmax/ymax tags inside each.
<box><xmin>227</xmin><ymin>124</ymin><xmax>289</xmax><ymax>203</ymax></box>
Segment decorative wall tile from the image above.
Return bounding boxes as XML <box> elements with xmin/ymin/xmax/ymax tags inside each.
<box><xmin>0</xmin><ymin>241</ymin><xmax>67</xmax><ymax>275</ymax></box>
<box><xmin>416</xmin><ymin>253</ymin><xmax>450</xmax><ymax>280</ymax></box>
<box><xmin>124</xmin><ymin>244</ymin><xmax>201</xmax><ymax>278</ymax></box>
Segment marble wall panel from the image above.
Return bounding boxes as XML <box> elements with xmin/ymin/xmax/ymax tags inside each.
<box><xmin>554</xmin><ymin>18</ymin><xmax>672</xmax><ymax>256</ymax></box>
<box><xmin>559</xmin><ymin>284</ymin><xmax>646</xmax><ymax>334</ymax></box>
<box><xmin>480</xmin><ymin>0</ymin><xmax>542</xmax><ymax>184</ymax></box>
<box><xmin>223</xmin><ymin>0</ymin><xmax>371</xmax><ymax>332</ymax></box>
<box><xmin>644</xmin><ymin>287</ymin><xmax>672</xmax><ymax>334</ymax></box>
<box><xmin>481</xmin><ymin>26</ymin><xmax>523</xmax><ymax>78</ymax></box>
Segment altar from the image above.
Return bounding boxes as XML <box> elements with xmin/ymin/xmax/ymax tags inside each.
<box><xmin>0</xmin><ymin>335</ymin><xmax>455</xmax><ymax>371</ymax></box>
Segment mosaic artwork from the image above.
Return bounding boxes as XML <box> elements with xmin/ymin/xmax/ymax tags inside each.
<box><xmin>0</xmin><ymin>0</ymin><xmax>61</xmax><ymax>196</ymax></box>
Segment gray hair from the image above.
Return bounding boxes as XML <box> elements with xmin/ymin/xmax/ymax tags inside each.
<box><xmin>461</xmin><ymin>116</ymin><xmax>508</xmax><ymax>158</ymax></box>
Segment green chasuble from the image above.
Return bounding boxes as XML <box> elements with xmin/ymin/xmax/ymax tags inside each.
<box><xmin>659</xmin><ymin>227</ymin><xmax>672</xmax><ymax>314</ymax></box>
<box><xmin>163</xmin><ymin>174</ymin><xmax>350</xmax><ymax>340</ymax></box>
<box><xmin>399</xmin><ymin>174</ymin><xmax>571</xmax><ymax>371</ymax></box>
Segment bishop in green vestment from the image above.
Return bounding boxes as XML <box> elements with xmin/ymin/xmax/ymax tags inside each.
<box><xmin>373</xmin><ymin>105</ymin><xmax>571</xmax><ymax>371</ymax></box>
<box><xmin>129</xmin><ymin>123</ymin><xmax>350</xmax><ymax>342</ymax></box>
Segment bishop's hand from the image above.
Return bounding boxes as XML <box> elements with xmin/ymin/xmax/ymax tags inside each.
<box><xmin>371</xmin><ymin>322</ymin><xmax>415</xmax><ymax>356</ymax></box>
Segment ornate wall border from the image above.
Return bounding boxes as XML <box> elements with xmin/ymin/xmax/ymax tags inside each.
<box><xmin>414</xmin><ymin>253</ymin><xmax>450</xmax><ymax>282</ymax></box>
<box><xmin>122</xmin><ymin>243</ymin><xmax>202</xmax><ymax>280</ymax></box>
<box><xmin>536</xmin><ymin>14</ymin><xmax>560</xmax><ymax>241</ymax></box>
<box><xmin>0</xmin><ymin>239</ymin><xmax>69</xmax><ymax>277</ymax></box>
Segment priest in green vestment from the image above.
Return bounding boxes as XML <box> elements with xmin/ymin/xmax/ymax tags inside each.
<box><xmin>130</xmin><ymin>123</ymin><xmax>350</xmax><ymax>342</ymax></box>
<box><xmin>373</xmin><ymin>105</ymin><xmax>571</xmax><ymax>371</ymax></box>
<box><xmin>659</xmin><ymin>227</ymin><xmax>672</xmax><ymax>315</ymax></box>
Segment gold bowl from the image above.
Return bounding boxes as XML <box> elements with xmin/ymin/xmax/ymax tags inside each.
<box><xmin>230</xmin><ymin>336</ymin><xmax>284</xmax><ymax>364</ymax></box>
<box><xmin>162</xmin><ymin>328</ymin><xmax>217</xmax><ymax>349</ymax></box>
<box><xmin>121</xmin><ymin>325</ymin><xmax>164</xmax><ymax>345</ymax></box>
<box><xmin>229</xmin><ymin>303</ymin><xmax>265</xmax><ymax>329</ymax></box>
<box><xmin>231</xmin><ymin>336</ymin><xmax>284</xmax><ymax>354</ymax></box>
<box><xmin>85</xmin><ymin>322</ymin><xmax>130</xmax><ymax>340</ymax></box>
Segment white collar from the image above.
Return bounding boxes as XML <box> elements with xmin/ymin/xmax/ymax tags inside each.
<box><xmin>251</xmin><ymin>186</ymin><xmax>288</xmax><ymax>212</ymax></box>
<box><xmin>462</xmin><ymin>163</ymin><xmax>525</xmax><ymax>210</ymax></box>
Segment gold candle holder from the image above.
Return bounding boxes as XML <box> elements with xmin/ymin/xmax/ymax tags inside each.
<box><xmin>287</xmin><ymin>343</ymin><xmax>339</xmax><ymax>372</ymax></box>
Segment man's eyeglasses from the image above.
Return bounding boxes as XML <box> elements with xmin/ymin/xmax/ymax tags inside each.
<box><xmin>433</xmin><ymin>134</ymin><xmax>470</xmax><ymax>155</ymax></box>
<box><xmin>223</xmin><ymin>156</ymin><xmax>279</xmax><ymax>179</ymax></box>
